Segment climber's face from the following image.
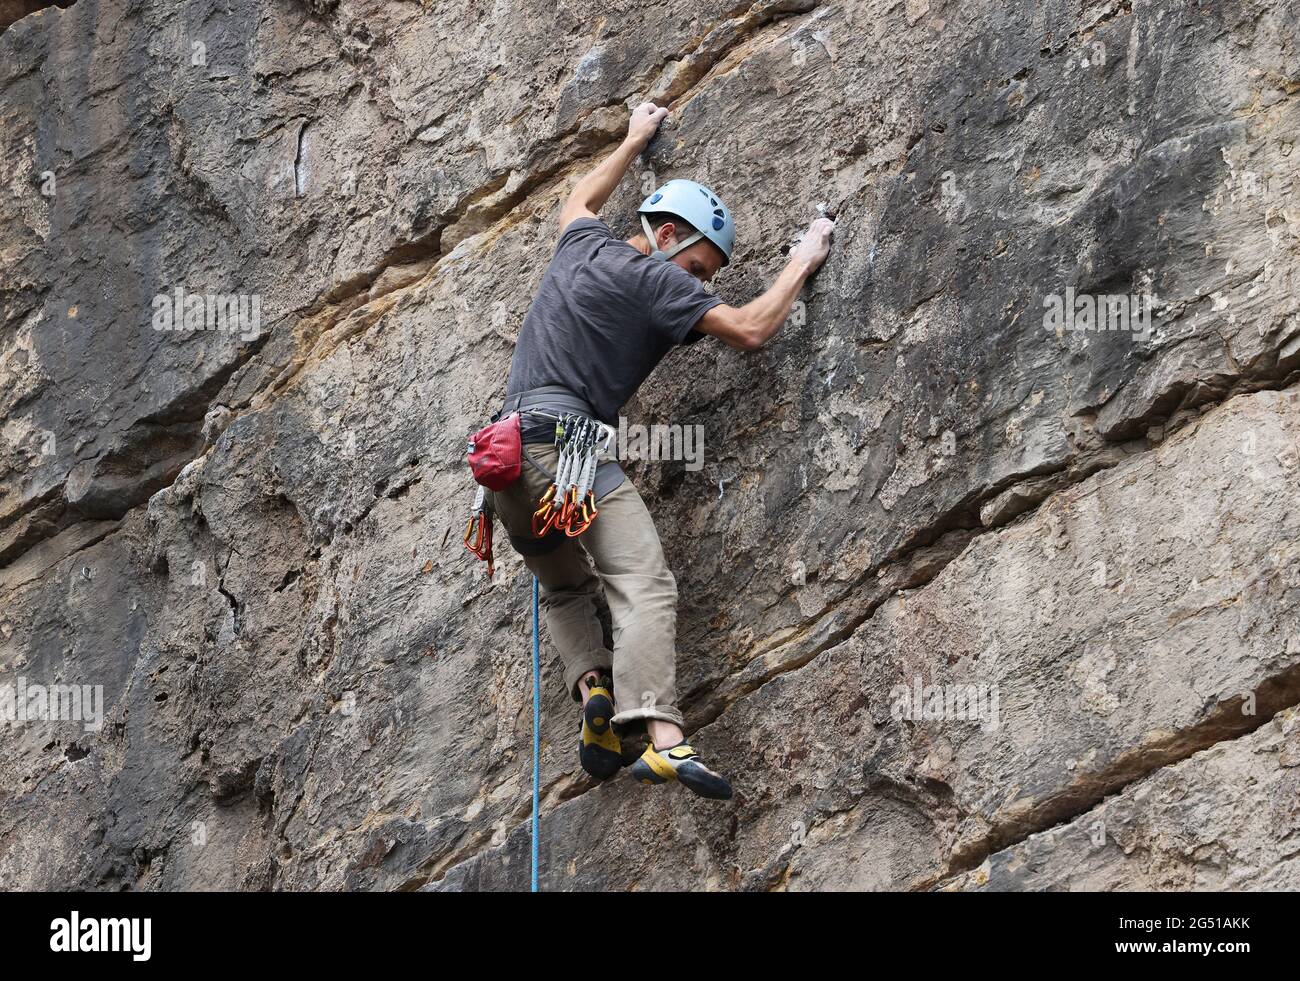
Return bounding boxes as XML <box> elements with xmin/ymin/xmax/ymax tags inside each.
<box><xmin>670</xmin><ymin>238</ymin><xmax>726</xmax><ymax>284</ymax></box>
<box><xmin>653</xmin><ymin>220</ymin><xmax>725</xmax><ymax>283</ymax></box>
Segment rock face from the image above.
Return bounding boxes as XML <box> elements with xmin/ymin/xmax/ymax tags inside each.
<box><xmin>0</xmin><ymin>0</ymin><xmax>1297</xmax><ymax>891</ymax></box>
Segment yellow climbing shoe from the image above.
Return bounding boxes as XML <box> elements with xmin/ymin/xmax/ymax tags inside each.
<box><xmin>629</xmin><ymin>740</ymin><xmax>733</xmax><ymax>800</ymax></box>
<box><xmin>578</xmin><ymin>678</ymin><xmax>622</xmax><ymax>780</ymax></box>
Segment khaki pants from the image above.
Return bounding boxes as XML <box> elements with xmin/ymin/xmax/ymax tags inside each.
<box><xmin>486</xmin><ymin>442</ymin><xmax>684</xmax><ymax>728</ymax></box>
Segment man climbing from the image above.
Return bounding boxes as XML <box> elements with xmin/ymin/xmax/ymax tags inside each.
<box><xmin>486</xmin><ymin>101</ymin><xmax>834</xmax><ymax>799</ymax></box>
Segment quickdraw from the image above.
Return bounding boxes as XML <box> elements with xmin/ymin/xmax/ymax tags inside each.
<box><xmin>532</xmin><ymin>413</ymin><xmax>613</xmax><ymax>538</ymax></box>
<box><xmin>463</xmin><ymin>409</ymin><xmax>612</xmax><ymax>579</ymax></box>
<box><xmin>464</xmin><ymin>484</ymin><xmax>494</xmax><ymax>577</ymax></box>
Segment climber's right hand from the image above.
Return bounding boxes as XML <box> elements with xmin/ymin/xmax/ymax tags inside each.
<box><xmin>792</xmin><ymin>216</ymin><xmax>835</xmax><ymax>272</ymax></box>
<box><xmin>627</xmin><ymin>102</ymin><xmax>669</xmax><ymax>150</ymax></box>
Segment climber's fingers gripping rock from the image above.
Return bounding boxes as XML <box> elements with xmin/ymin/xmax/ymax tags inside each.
<box><xmin>793</xmin><ymin>215</ymin><xmax>835</xmax><ymax>273</ymax></box>
<box><xmin>628</xmin><ymin>101</ymin><xmax>669</xmax><ymax>150</ymax></box>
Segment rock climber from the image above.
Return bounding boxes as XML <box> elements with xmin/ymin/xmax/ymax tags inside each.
<box><xmin>485</xmin><ymin>101</ymin><xmax>835</xmax><ymax>799</ymax></box>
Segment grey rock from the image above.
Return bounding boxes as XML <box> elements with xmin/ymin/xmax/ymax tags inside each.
<box><xmin>939</xmin><ymin>706</ymin><xmax>1300</xmax><ymax>891</ymax></box>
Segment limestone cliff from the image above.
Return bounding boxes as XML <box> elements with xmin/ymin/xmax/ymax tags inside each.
<box><xmin>1</xmin><ymin>0</ymin><xmax>1298</xmax><ymax>890</ymax></box>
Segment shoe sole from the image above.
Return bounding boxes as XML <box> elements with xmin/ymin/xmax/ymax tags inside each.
<box><xmin>629</xmin><ymin>753</ymin><xmax>733</xmax><ymax>801</ymax></box>
<box><xmin>579</xmin><ymin>690</ymin><xmax>622</xmax><ymax>781</ymax></box>
<box><xmin>675</xmin><ymin>761</ymin><xmax>733</xmax><ymax>800</ymax></box>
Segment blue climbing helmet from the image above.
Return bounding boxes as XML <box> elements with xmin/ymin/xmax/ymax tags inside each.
<box><xmin>638</xmin><ymin>179</ymin><xmax>735</xmax><ymax>266</ymax></box>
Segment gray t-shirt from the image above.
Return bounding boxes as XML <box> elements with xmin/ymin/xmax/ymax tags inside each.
<box><xmin>504</xmin><ymin>217</ymin><xmax>723</xmax><ymax>425</ymax></box>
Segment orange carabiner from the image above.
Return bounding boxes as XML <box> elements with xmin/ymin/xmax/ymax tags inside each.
<box><xmin>464</xmin><ymin>510</ymin><xmax>494</xmax><ymax>577</ymax></box>
<box><xmin>551</xmin><ymin>487</ymin><xmax>571</xmax><ymax>532</ymax></box>
<box><xmin>564</xmin><ymin>491</ymin><xmax>599</xmax><ymax>537</ymax></box>
<box><xmin>464</xmin><ymin>514</ymin><xmax>484</xmax><ymax>555</ymax></box>
<box><xmin>532</xmin><ymin>484</ymin><xmax>558</xmax><ymax>537</ymax></box>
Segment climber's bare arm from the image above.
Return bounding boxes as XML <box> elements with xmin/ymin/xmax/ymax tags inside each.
<box><xmin>559</xmin><ymin>102</ymin><xmax>667</xmax><ymax>234</ymax></box>
<box><xmin>697</xmin><ymin>217</ymin><xmax>835</xmax><ymax>351</ymax></box>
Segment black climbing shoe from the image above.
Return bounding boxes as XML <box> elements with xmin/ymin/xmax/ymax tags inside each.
<box><xmin>578</xmin><ymin>676</ymin><xmax>622</xmax><ymax>781</ymax></box>
<box><xmin>628</xmin><ymin>740</ymin><xmax>733</xmax><ymax>800</ymax></box>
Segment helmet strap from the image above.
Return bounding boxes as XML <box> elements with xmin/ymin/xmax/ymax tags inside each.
<box><xmin>641</xmin><ymin>214</ymin><xmax>704</xmax><ymax>262</ymax></box>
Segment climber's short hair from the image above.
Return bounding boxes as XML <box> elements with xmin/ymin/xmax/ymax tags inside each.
<box><xmin>643</xmin><ymin>212</ymin><xmax>699</xmax><ymax>244</ymax></box>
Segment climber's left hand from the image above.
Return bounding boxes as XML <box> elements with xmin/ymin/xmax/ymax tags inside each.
<box><xmin>628</xmin><ymin>102</ymin><xmax>669</xmax><ymax>150</ymax></box>
<box><xmin>792</xmin><ymin>216</ymin><xmax>836</xmax><ymax>273</ymax></box>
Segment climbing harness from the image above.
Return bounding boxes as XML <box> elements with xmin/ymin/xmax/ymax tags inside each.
<box><xmin>461</xmin><ymin>390</ymin><xmax>616</xmax><ymax>578</ymax></box>
<box><xmin>531</xmin><ymin>413</ymin><xmax>614</xmax><ymax>538</ymax></box>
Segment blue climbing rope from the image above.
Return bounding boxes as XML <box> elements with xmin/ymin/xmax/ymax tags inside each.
<box><xmin>531</xmin><ymin>574</ymin><xmax>540</xmax><ymax>893</ymax></box>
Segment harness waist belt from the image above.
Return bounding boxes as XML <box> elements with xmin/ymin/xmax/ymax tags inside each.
<box><xmin>499</xmin><ymin>385</ymin><xmax>611</xmax><ymax>442</ymax></box>
<box><xmin>495</xmin><ymin>386</ymin><xmax>627</xmax><ymax>552</ymax></box>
